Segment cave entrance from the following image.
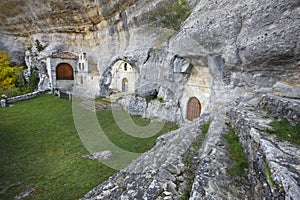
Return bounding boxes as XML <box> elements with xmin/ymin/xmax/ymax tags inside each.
<box><xmin>186</xmin><ymin>97</ymin><xmax>201</xmax><ymax>121</ymax></box>
<box><xmin>56</xmin><ymin>63</ymin><xmax>74</xmax><ymax>80</ymax></box>
<box><xmin>122</xmin><ymin>78</ymin><xmax>128</xmax><ymax>92</ymax></box>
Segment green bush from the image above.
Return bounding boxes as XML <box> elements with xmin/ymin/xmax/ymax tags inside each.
<box><xmin>157</xmin><ymin>96</ymin><xmax>164</xmax><ymax>102</ymax></box>
<box><xmin>149</xmin><ymin>0</ymin><xmax>191</xmax><ymax>30</ymax></box>
<box><xmin>35</xmin><ymin>39</ymin><xmax>45</xmax><ymax>52</ymax></box>
<box><xmin>29</xmin><ymin>67</ymin><xmax>39</xmax><ymax>91</ymax></box>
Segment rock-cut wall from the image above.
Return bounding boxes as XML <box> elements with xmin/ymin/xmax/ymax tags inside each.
<box><xmin>0</xmin><ymin>0</ymin><xmax>299</xmax><ymax>199</ymax></box>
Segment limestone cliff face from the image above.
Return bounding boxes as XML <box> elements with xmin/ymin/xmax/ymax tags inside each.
<box><xmin>1</xmin><ymin>0</ymin><xmax>298</xmax><ymax>75</ymax></box>
<box><xmin>0</xmin><ymin>0</ymin><xmax>144</xmax><ymax>64</ymax></box>
<box><xmin>0</xmin><ymin>0</ymin><xmax>300</xmax><ymax>199</ymax></box>
<box><xmin>0</xmin><ymin>0</ymin><xmax>139</xmax><ymax>36</ymax></box>
<box><xmin>171</xmin><ymin>0</ymin><xmax>300</xmax><ymax>83</ymax></box>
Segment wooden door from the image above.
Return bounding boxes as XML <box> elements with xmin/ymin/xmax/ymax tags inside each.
<box><xmin>122</xmin><ymin>78</ymin><xmax>128</xmax><ymax>92</ymax></box>
<box><xmin>187</xmin><ymin>97</ymin><xmax>201</xmax><ymax>121</ymax></box>
<box><xmin>56</xmin><ymin>63</ymin><xmax>74</xmax><ymax>80</ymax></box>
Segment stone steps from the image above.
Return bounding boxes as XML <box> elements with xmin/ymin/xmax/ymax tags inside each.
<box><xmin>79</xmin><ymin>97</ymin><xmax>123</xmax><ymax>112</ymax></box>
<box><xmin>108</xmin><ymin>92</ymin><xmax>124</xmax><ymax>103</ymax></box>
<box><xmin>80</xmin><ymin>100</ymin><xmax>112</xmax><ymax>112</ymax></box>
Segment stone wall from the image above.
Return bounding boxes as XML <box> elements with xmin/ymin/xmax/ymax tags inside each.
<box><xmin>227</xmin><ymin>93</ymin><xmax>300</xmax><ymax>199</ymax></box>
<box><xmin>257</xmin><ymin>94</ymin><xmax>300</xmax><ymax>124</ymax></box>
<box><xmin>55</xmin><ymin>80</ymin><xmax>74</xmax><ymax>92</ymax></box>
<box><xmin>109</xmin><ymin>61</ymin><xmax>138</xmax><ymax>94</ymax></box>
<box><xmin>118</xmin><ymin>94</ymin><xmax>182</xmax><ymax>123</ymax></box>
<box><xmin>73</xmin><ymin>73</ymin><xmax>101</xmax><ymax>97</ymax></box>
<box><xmin>180</xmin><ymin>66</ymin><xmax>212</xmax><ymax>119</ymax></box>
<box><xmin>7</xmin><ymin>91</ymin><xmax>40</xmax><ymax>103</ymax></box>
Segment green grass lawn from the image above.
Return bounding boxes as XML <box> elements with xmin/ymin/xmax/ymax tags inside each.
<box><xmin>0</xmin><ymin>94</ymin><xmax>178</xmax><ymax>199</ymax></box>
<box><xmin>97</xmin><ymin>111</ymin><xmax>178</xmax><ymax>153</ymax></box>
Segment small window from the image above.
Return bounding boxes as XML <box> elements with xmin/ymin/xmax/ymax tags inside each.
<box><xmin>79</xmin><ymin>63</ymin><xmax>81</xmax><ymax>70</ymax></box>
<box><xmin>124</xmin><ymin>63</ymin><xmax>127</xmax><ymax>71</ymax></box>
<box><xmin>122</xmin><ymin>78</ymin><xmax>128</xmax><ymax>92</ymax></box>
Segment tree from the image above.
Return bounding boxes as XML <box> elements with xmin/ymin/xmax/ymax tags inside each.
<box><xmin>29</xmin><ymin>66</ymin><xmax>39</xmax><ymax>91</ymax></box>
<box><xmin>0</xmin><ymin>50</ymin><xmax>23</xmax><ymax>95</ymax></box>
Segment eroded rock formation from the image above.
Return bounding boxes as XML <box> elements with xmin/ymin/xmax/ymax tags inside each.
<box><xmin>0</xmin><ymin>0</ymin><xmax>299</xmax><ymax>199</ymax></box>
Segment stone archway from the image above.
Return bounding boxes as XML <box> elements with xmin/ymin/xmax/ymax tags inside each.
<box><xmin>109</xmin><ymin>60</ymin><xmax>138</xmax><ymax>94</ymax></box>
<box><xmin>56</xmin><ymin>63</ymin><xmax>74</xmax><ymax>80</ymax></box>
<box><xmin>122</xmin><ymin>78</ymin><xmax>128</xmax><ymax>92</ymax></box>
<box><xmin>186</xmin><ymin>97</ymin><xmax>201</xmax><ymax>121</ymax></box>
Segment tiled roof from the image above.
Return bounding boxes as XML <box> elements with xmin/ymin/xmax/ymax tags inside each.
<box><xmin>52</xmin><ymin>52</ymin><xmax>78</xmax><ymax>59</ymax></box>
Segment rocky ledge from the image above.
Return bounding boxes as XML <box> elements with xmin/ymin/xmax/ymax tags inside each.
<box><xmin>82</xmin><ymin>86</ymin><xmax>300</xmax><ymax>199</ymax></box>
<box><xmin>82</xmin><ymin>115</ymin><xmax>210</xmax><ymax>200</ymax></box>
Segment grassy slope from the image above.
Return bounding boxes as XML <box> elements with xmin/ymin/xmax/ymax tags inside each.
<box><xmin>0</xmin><ymin>94</ymin><xmax>178</xmax><ymax>199</ymax></box>
<box><xmin>0</xmin><ymin>95</ymin><xmax>116</xmax><ymax>199</ymax></box>
<box><xmin>97</xmin><ymin>111</ymin><xmax>178</xmax><ymax>153</ymax></box>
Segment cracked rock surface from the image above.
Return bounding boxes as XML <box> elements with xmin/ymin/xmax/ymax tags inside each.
<box><xmin>82</xmin><ymin>115</ymin><xmax>210</xmax><ymax>200</ymax></box>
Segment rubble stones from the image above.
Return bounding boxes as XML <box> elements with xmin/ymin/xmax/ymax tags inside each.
<box><xmin>82</xmin><ymin>151</ymin><xmax>112</xmax><ymax>161</ymax></box>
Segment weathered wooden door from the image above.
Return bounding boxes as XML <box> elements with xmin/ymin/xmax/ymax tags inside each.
<box><xmin>122</xmin><ymin>78</ymin><xmax>128</xmax><ymax>92</ymax></box>
<box><xmin>56</xmin><ymin>63</ymin><xmax>74</xmax><ymax>80</ymax></box>
<box><xmin>187</xmin><ymin>97</ymin><xmax>201</xmax><ymax>121</ymax></box>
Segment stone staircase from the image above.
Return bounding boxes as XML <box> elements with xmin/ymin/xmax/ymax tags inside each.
<box><xmin>107</xmin><ymin>92</ymin><xmax>125</xmax><ymax>103</ymax></box>
<box><xmin>79</xmin><ymin>99</ymin><xmax>112</xmax><ymax>112</ymax></box>
<box><xmin>79</xmin><ymin>94</ymin><xmax>125</xmax><ymax>112</ymax></box>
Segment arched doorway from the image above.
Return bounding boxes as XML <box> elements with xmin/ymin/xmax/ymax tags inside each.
<box><xmin>186</xmin><ymin>97</ymin><xmax>201</xmax><ymax>121</ymax></box>
<box><xmin>122</xmin><ymin>78</ymin><xmax>128</xmax><ymax>92</ymax></box>
<box><xmin>56</xmin><ymin>63</ymin><xmax>74</xmax><ymax>80</ymax></box>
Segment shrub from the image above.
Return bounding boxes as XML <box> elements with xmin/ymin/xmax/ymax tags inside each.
<box><xmin>35</xmin><ymin>39</ymin><xmax>45</xmax><ymax>52</ymax></box>
<box><xmin>0</xmin><ymin>50</ymin><xmax>24</xmax><ymax>96</ymax></box>
<box><xmin>149</xmin><ymin>0</ymin><xmax>191</xmax><ymax>30</ymax></box>
<box><xmin>157</xmin><ymin>96</ymin><xmax>163</xmax><ymax>102</ymax></box>
<box><xmin>28</xmin><ymin>67</ymin><xmax>39</xmax><ymax>91</ymax></box>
